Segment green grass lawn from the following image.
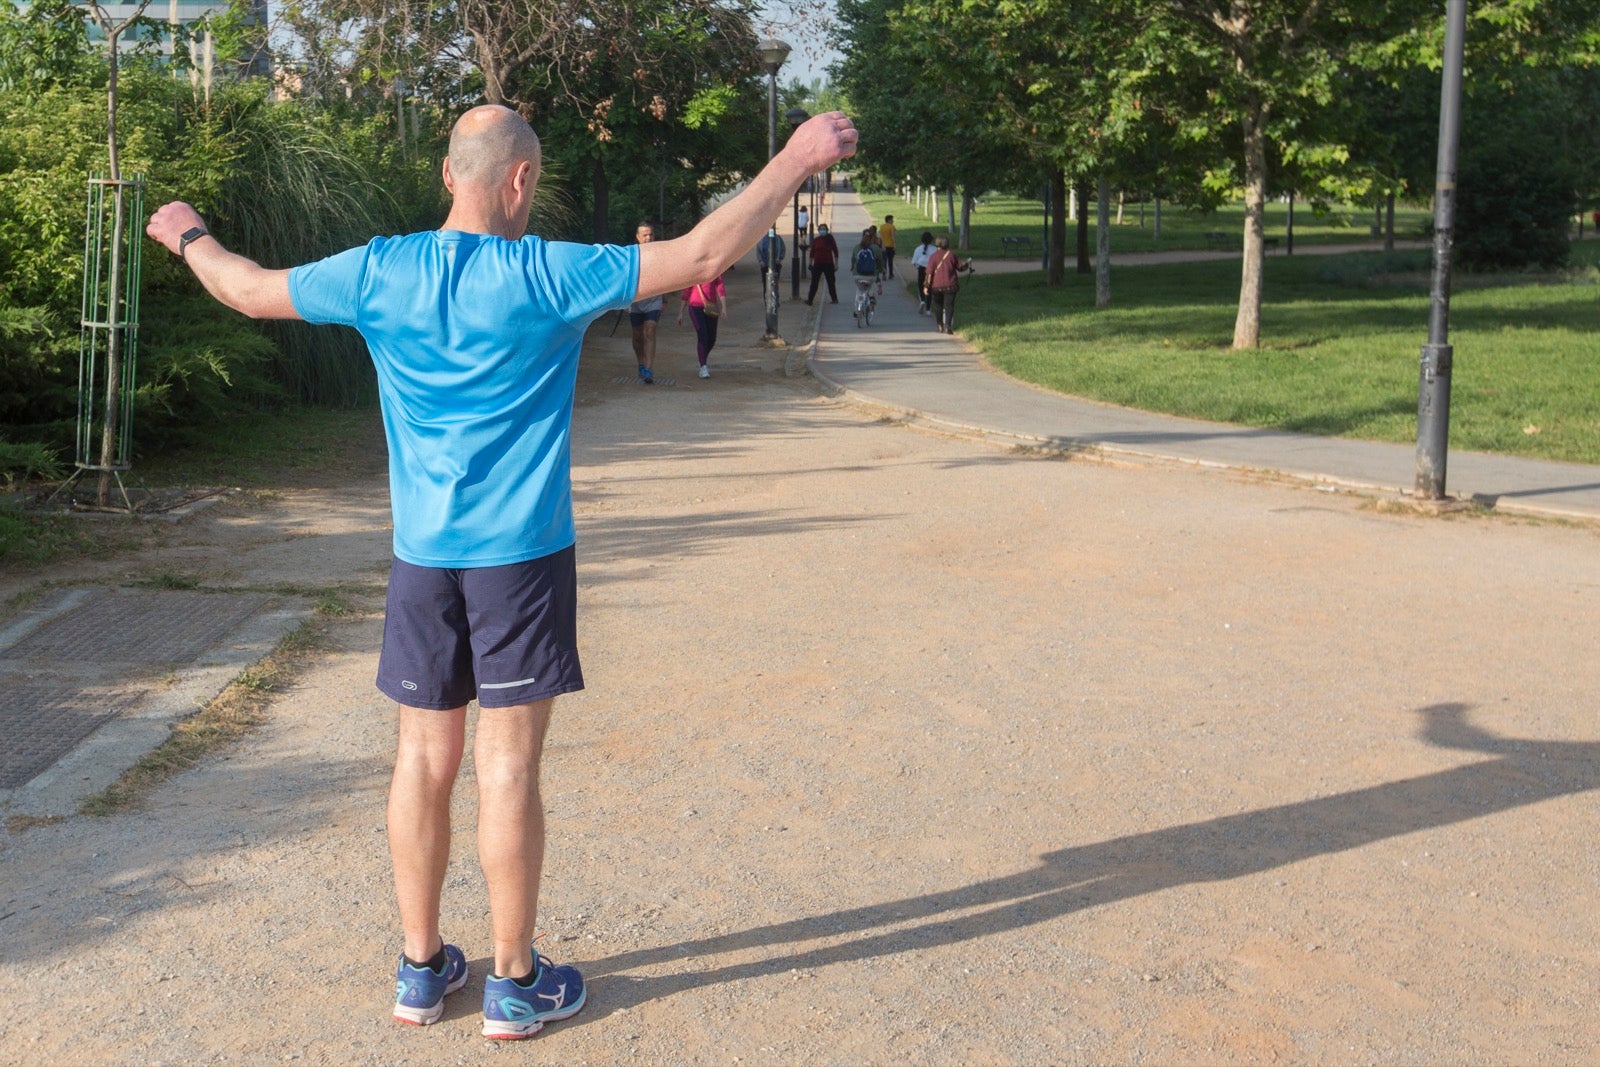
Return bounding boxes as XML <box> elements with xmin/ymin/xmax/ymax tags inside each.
<box><xmin>860</xmin><ymin>191</ymin><xmax>1433</xmax><ymax>261</ymax></box>
<box><xmin>892</xmin><ymin>242</ymin><xmax>1600</xmax><ymax>465</ymax></box>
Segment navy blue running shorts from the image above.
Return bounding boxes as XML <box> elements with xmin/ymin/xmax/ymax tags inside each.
<box><xmin>628</xmin><ymin>310</ymin><xmax>661</xmax><ymax>326</ymax></box>
<box><xmin>377</xmin><ymin>547</ymin><xmax>584</xmax><ymax>710</ymax></box>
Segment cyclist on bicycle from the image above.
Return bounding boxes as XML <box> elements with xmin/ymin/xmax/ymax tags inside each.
<box><xmin>849</xmin><ymin>230</ymin><xmax>880</xmax><ymax>320</ymax></box>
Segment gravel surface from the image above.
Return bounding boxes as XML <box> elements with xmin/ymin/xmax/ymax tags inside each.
<box><xmin>2</xmin><ymin>279</ymin><xmax>1598</xmax><ymax>1065</ymax></box>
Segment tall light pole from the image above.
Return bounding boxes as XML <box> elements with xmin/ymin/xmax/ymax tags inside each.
<box><xmin>1415</xmin><ymin>0</ymin><xmax>1466</xmax><ymax>499</ymax></box>
<box><xmin>787</xmin><ymin>106</ymin><xmax>809</xmax><ymax>300</ymax></box>
<box><xmin>757</xmin><ymin>37</ymin><xmax>790</xmax><ymax>340</ymax></box>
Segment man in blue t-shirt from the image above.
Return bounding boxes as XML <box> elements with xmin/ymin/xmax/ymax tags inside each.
<box><xmin>147</xmin><ymin>103</ymin><xmax>858</xmax><ymax>1040</ymax></box>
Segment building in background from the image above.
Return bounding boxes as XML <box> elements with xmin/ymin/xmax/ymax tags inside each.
<box><xmin>80</xmin><ymin>0</ymin><xmax>270</xmax><ymax>81</ymax></box>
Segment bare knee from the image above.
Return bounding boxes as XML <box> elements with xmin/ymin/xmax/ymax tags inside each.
<box><xmin>394</xmin><ymin>706</ymin><xmax>467</xmax><ymax>794</ymax></box>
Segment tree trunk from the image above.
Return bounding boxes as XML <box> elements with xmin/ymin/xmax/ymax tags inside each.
<box><xmin>97</xmin><ymin>31</ymin><xmax>124</xmax><ymax>506</ymax></box>
<box><xmin>946</xmin><ymin>187</ymin><xmax>956</xmax><ymax>237</ymax></box>
<box><xmin>591</xmin><ymin>154</ymin><xmax>609</xmax><ymax>243</ymax></box>
<box><xmin>1048</xmin><ymin>169</ymin><xmax>1066</xmax><ymax>287</ymax></box>
<box><xmin>1095</xmin><ymin>175</ymin><xmax>1111</xmax><ymax>308</ymax></box>
<box><xmin>1075</xmin><ymin>176</ymin><xmax>1091</xmax><ymax>274</ymax></box>
<box><xmin>1154</xmin><ymin>194</ymin><xmax>1163</xmax><ymax>240</ymax></box>
<box><xmin>1233</xmin><ymin>105</ymin><xmax>1268</xmax><ymax>350</ymax></box>
<box><xmin>960</xmin><ymin>189</ymin><xmax>974</xmax><ymax>250</ymax></box>
<box><xmin>1385</xmin><ymin>188</ymin><xmax>1396</xmax><ymax>252</ymax></box>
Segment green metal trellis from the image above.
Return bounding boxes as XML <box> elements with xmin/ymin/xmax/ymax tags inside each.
<box><xmin>53</xmin><ymin>173</ymin><xmax>145</xmax><ymax>511</ymax></box>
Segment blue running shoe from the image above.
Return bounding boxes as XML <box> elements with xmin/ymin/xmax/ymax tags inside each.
<box><xmin>482</xmin><ymin>954</ymin><xmax>587</xmax><ymax>1039</ymax></box>
<box><xmin>393</xmin><ymin>943</ymin><xmax>468</xmax><ymax>1026</ymax></box>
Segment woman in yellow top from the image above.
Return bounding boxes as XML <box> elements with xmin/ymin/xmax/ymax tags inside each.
<box><xmin>879</xmin><ymin>214</ymin><xmax>897</xmax><ymax>278</ymax></box>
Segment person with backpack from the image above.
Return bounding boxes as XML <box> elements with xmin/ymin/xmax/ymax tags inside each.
<box><xmin>849</xmin><ymin>230</ymin><xmax>880</xmax><ymax>316</ymax></box>
<box><xmin>851</xmin><ymin>230</ymin><xmax>880</xmax><ymax>283</ymax></box>
<box><xmin>806</xmin><ymin>223</ymin><xmax>840</xmax><ymax>305</ymax></box>
<box><xmin>923</xmin><ymin>234</ymin><xmax>972</xmax><ymax>334</ymax></box>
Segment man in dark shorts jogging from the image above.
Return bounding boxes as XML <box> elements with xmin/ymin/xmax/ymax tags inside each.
<box><xmin>146</xmin><ymin>103</ymin><xmax>858</xmax><ymax>1040</ymax></box>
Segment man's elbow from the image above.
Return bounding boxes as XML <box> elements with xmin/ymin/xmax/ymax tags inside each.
<box><xmin>220</xmin><ymin>274</ymin><xmax>298</xmax><ymax>320</ymax></box>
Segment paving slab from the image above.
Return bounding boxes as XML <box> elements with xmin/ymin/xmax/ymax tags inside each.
<box><xmin>0</xmin><ymin>587</ymin><xmax>308</xmax><ymax>811</ymax></box>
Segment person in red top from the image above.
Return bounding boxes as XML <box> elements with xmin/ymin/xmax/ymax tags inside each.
<box><xmin>805</xmin><ymin>223</ymin><xmax>840</xmax><ymax>305</ymax></box>
<box><xmin>923</xmin><ymin>235</ymin><xmax>972</xmax><ymax>334</ymax></box>
<box><xmin>677</xmin><ymin>274</ymin><xmax>726</xmax><ymax>378</ymax></box>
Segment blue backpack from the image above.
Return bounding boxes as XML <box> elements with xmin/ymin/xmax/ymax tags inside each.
<box><xmin>854</xmin><ymin>246</ymin><xmax>877</xmax><ymax>275</ymax></box>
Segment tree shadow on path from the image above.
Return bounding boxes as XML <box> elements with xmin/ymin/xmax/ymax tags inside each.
<box><xmin>574</xmin><ymin>704</ymin><xmax>1598</xmax><ymax>1022</ymax></box>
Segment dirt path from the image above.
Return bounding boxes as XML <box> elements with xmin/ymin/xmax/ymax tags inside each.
<box><xmin>2</xmin><ymin>267</ymin><xmax>1598</xmax><ymax>1064</ymax></box>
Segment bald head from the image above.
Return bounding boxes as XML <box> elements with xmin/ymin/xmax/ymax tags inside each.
<box><xmin>447</xmin><ymin>105</ymin><xmax>541</xmax><ymax>190</ymax></box>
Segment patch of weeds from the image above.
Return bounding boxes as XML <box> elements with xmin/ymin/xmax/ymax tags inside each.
<box><xmin>1365</xmin><ymin>496</ymin><xmax>1497</xmax><ymax>521</ymax></box>
<box><xmin>1008</xmin><ymin>444</ymin><xmax>1082</xmax><ymax>461</ymax></box>
<box><xmin>0</xmin><ymin>499</ymin><xmax>109</xmax><ymax>566</ymax></box>
<box><xmin>314</xmin><ymin>591</ymin><xmax>358</xmax><ymax>617</ymax></box>
<box><xmin>275</xmin><ymin>619</ymin><xmax>327</xmax><ymax>655</ymax></box>
<box><xmin>130</xmin><ymin>571</ymin><xmax>202</xmax><ymax>590</ymax></box>
<box><xmin>78</xmin><ymin>616</ymin><xmax>333</xmax><ymax>816</ymax></box>
<box><xmin>4</xmin><ymin>585</ymin><xmax>48</xmax><ymax>614</ymax></box>
<box><xmin>234</xmin><ymin>665</ymin><xmax>275</xmax><ymax>692</ymax></box>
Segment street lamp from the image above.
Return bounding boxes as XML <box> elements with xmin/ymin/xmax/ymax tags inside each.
<box><xmin>757</xmin><ymin>38</ymin><xmax>790</xmax><ymax>340</ymax></box>
<box><xmin>787</xmin><ymin>106</ymin><xmax>810</xmax><ymax>300</ymax></box>
<box><xmin>1415</xmin><ymin>0</ymin><xmax>1466</xmax><ymax>500</ymax></box>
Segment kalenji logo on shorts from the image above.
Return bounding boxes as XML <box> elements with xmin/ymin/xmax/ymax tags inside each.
<box><xmin>401</xmin><ymin>680</ymin><xmax>419</xmax><ymax>691</ymax></box>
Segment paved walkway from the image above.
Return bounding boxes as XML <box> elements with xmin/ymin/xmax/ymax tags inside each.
<box><xmin>808</xmin><ymin>191</ymin><xmax>1600</xmax><ymax>522</ymax></box>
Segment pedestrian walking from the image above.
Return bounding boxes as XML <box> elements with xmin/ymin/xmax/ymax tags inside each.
<box><xmin>145</xmin><ymin>104</ymin><xmax>858</xmax><ymax>1039</ymax></box>
<box><xmin>879</xmin><ymin>213</ymin><xmax>898</xmax><ymax>278</ymax></box>
<box><xmin>910</xmin><ymin>231</ymin><xmax>935</xmax><ymax>314</ymax></box>
<box><xmin>629</xmin><ymin>221</ymin><xmax>662</xmax><ymax>383</ymax></box>
<box><xmin>678</xmin><ymin>274</ymin><xmax>726</xmax><ymax>378</ymax></box>
<box><xmin>756</xmin><ymin>228</ymin><xmax>785</xmax><ymax>296</ymax></box>
<box><xmin>923</xmin><ymin>234</ymin><xmax>971</xmax><ymax>334</ymax></box>
<box><xmin>806</xmin><ymin>223</ymin><xmax>840</xmax><ymax>304</ymax></box>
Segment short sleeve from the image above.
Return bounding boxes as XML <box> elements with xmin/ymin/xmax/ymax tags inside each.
<box><xmin>288</xmin><ymin>243</ymin><xmax>373</xmax><ymax>326</ymax></box>
<box><xmin>534</xmin><ymin>241</ymin><xmax>640</xmax><ymax>326</ymax></box>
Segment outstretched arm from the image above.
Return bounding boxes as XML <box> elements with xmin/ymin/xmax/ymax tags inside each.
<box><xmin>636</xmin><ymin>112</ymin><xmax>858</xmax><ymax>301</ymax></box>
<box><xmin>146</xmin><ymin>202</ymin><xmax>302</xmax><ymax>320</ymax></box>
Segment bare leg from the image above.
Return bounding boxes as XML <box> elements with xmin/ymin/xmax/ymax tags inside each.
<box><xmin>639</xmin><ymin>319</ymin><xmax>657</xmax><ymax>372</ymax></box>
<box><xmin>388</xmin><ymin>704</ymin><xmax>468</xmax><ymax>963</ymax></box>
<box><xmin>475</xmin><ymin>699</ymin><xmax>553</xmax><ymax>978</ymax></box>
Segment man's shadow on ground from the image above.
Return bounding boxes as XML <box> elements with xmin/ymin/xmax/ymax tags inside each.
<box><xmin>571</xmin><ymin>703</ymin><xmax>1597</xmax><ymax>1023</ymax></box>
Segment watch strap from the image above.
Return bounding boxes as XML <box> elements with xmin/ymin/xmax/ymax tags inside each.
<box><xmin>178</xmin><ymin>226</ymin><xmax>210</xmax><ymax>260</ymax></box>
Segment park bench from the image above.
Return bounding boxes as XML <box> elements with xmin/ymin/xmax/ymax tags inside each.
<box><xmin>1001</xmin><ymin>234</ymin><xmax>1035</xmax><ymax>256</ymax></box>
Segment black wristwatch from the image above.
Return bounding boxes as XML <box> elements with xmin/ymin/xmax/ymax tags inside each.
<box><xmin>178</xmin><ymin>226</ymin><xmax>210</xmax><ymax>260</ymax></box>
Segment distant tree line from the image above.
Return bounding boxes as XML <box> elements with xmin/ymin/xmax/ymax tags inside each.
<box><xmin>832</xmin><ymin>0</ymin><xmax>1600</xmax><ymax>348</ymax></box>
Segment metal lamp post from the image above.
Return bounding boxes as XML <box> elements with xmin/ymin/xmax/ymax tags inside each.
<box><xmin>757</xmin><ymin>38</ymin><xmax>790</xmax><ymax>340</ymax></box>
<box><xmin>1416</xmin><ymin>0</ymin><xmax>1466</xmax><ymax>499</ymax></box>
<box><xmin>787</xmin><ymin>106</ymin><xmax>809</xmax><ymax>300</ymax></box>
